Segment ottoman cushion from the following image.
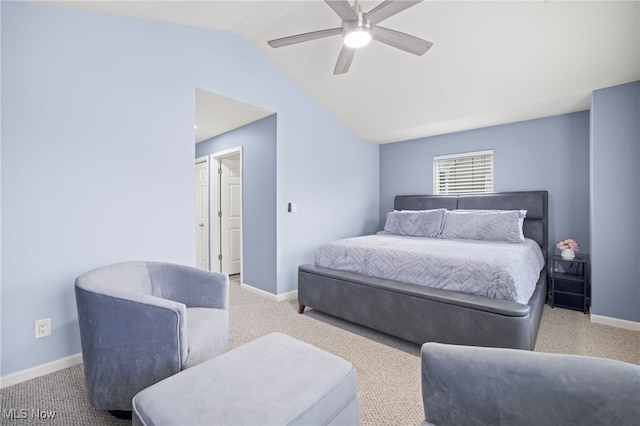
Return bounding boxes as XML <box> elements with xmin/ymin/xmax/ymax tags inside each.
<box><xmin>132</xmin><ymin>332</ymin><xmax>359</xmax><ymax>425</ymax></box>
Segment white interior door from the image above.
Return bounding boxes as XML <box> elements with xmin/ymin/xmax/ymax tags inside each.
<box><xmin>220</xmin><ymin>155</ymin><xmax>241</xmax><ymax>275</ymax></box>
<box><xmin>195</xmin><ymin>158</ymin><xmax>209</xmax><ymax>270</ymax></box>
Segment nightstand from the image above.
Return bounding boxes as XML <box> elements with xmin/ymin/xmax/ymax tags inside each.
<box><xmin>550</xmin><ymin>254</ymin><xmax>590</xmax><ymax>313</ymax></box>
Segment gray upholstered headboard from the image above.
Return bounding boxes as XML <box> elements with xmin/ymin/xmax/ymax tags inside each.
<box><xmin>394</xmin><ymin>191</ymin><xmax>549</xmax><ymax>253</ymax></box>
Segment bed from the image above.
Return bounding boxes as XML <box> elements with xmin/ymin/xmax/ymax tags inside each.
<box><xmin>297</xmin><ymin>191</ymin><xmax>548</xmax><ymax>350</ymax></box>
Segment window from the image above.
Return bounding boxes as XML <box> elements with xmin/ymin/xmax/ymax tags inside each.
<box><xmin>434</xmin><ymin>150</ymin><xmax>494</xmax><ymax>194</ymax></box>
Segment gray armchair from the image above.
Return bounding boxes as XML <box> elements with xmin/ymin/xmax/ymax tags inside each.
<box><xmin>421</xmin><ymin>342</ymin><xmax>640</xmax><ymax>426</ymax></box>
<box><xmin>75</xmin><ymin>261</ymin><xmax>229</xmax><ymax>412</ymax></box>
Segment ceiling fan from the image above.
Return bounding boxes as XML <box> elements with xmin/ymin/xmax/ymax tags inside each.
<box><xmin>267</xmin><ymin>0</ymin><xmax>433</xmax><ymax>75</ymax></box>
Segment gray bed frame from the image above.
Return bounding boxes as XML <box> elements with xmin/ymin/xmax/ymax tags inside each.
<box><xmin>297</xmin><ymin>191</ymin><xmax>548</xmax><ymax>350</ymax></box>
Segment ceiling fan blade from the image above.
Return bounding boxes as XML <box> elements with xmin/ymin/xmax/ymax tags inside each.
<box><xmin>371</xmin><ymin>26</ymin><xmax>432</xmax><ymax>56</ymax></box>
<box><xmin>366</xmin><ymin>0</ymin><xmax>423</xmax><ymax>25</ymax></box>
<box><xmin>334</xmin><ymin>46</ymin><xmax>356</xmax><ymax>75</ymax></box>
<box><xmin>325</xmin><ymin>0</ymin><xmax>358</xmax><ymax>22</ymax></box>
<box><xmin>268</xmin><ymin>27</ymin><xmax>342</xmax><ymax>48</ymax></box>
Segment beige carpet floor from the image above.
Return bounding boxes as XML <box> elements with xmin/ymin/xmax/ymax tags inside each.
<box><xmin>1</xmin><ymin>276</ymin><xmax>638</xmax><ymax>425</ymax></box>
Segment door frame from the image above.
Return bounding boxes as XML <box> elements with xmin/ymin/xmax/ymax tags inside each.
<box><xmin>195</xmin><ymin>156</ymin><xmax>210</xmax><ymax>270</ymax></box>
<box><xmin>210</xmin><ymin>146</ymin><xmax>243</xmax><ymax>276</ymax></box>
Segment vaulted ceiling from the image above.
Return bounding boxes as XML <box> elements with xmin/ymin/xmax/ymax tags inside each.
<box><xmin>45</xmin><ymin>1</ymin><xmax>640</xmax><ymax>144</ymax></box>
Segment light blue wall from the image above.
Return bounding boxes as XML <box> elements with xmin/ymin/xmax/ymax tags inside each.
<box><xmin>380</xmin><ymin>112</ymin><xmax>591</xmax><ymax>255</ymax></box>
<box><xmin>275</xmin><ymin>85</ymin><xmax>380</xmax><ymax>295</ymax></box>
<box><xmin>1</xmin><ymin>2</ymin><xmax>378</xmax><ymax>376</ymax></box>
<box><xmin>590</xmin><ymin>81</ymin><xmax>640</xmax><ymax>323</ymax></box>
<box><xmin>2</xmin><ymin>2</ymin><xmax>196</xmax><ymax>376</ymax></box>
<box><xmin>195</xmin><ymin>115</ymin><xmax>278</xmax><ymax>294</ymax></box>
<box><xmin>0</xmin><ymin>0</ymin><xmax>3</xmax><ymax>370</ymax></box>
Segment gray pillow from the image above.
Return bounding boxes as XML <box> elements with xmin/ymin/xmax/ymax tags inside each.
<box><xmin>383</xmin><ymin>209</ymin><xmax>446</xmax><ymax>238</ymax></box>
<box><xmin>440</xmin><ymin>209</ymin><xmax>527</xmax><ymax>242</ymax></box>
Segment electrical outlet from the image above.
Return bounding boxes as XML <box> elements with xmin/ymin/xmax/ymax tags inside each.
<box><xmin>35</xmin><ymin>319</ymin><xmax>51</xmax><ymax>338</ymax></box>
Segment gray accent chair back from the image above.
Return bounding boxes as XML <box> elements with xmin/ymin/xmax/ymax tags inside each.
<box><xmin>421</xmin><ymin>342</ymin><xmax>640</xmax><ymax>426</ymax></box>
<box><xmin>75</xmin><ymin>261</ymin><xmax>230</xmax><ymax>411</ymax></box>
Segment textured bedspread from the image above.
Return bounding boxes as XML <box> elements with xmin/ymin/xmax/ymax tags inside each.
<box><xmin>314</xmin><ymin>235</ymin><xmax>545</xmax><ymax>304</ymax></box>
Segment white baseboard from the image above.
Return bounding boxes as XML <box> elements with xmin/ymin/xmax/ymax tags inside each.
<box><xmin>0</xmin><ymin>353</ymin><xmax>83</xmax><ymax>389</ymax></box>
<box><xmin>240</xmin><ymin>282</ymin><xmax>298</xmax><ymax>302</ymax></box>
<box><xmin>275</xmin><ymin>289</ymin><xmax>298</xmax><ymax>302</ymax></box>
<box><xmin>591</xmin><ymin>314</ymin><xmax>640</xmax><ymax>331</ymax></box>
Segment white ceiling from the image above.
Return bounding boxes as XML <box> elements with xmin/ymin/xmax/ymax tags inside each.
<box><xmin>45</xmin><ymin>1</ymin><xmax>640</xmax><ymax>144</ymax></box>
<box><xmin>195</xmin><ymin>89</ymin><xmax>273</xmax><ymax>142</ymax></box>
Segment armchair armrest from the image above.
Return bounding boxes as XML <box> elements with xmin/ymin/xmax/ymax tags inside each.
<box><xmin>146</xmin><ymin>262</ymin><xmax>229</xmax><ymax>310</ymax></box>
<box><xmin>75</xmin><ymin>284</ymin><xmax>188</xmax><ymax>410</ymax></box>
<box><xmin>421</xmin><ymin>342</ymin><xmax>640</xmax><ymax>426</ymax></box>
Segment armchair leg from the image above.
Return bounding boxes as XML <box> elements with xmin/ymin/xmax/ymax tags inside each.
<box><xmin>108</xmin><ymin>410</ymin><xmax>132</xmax><ymax>420</ymax></box>
<box><xmin>298</xmin><ymin>304</ymin><xmax>305</xmax><ymax>314</ymax></box>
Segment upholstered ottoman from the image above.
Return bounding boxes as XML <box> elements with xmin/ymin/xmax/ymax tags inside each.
<box><xmin>132</xmin><ymin>332</ymin><xmax>360</xmax><ymax>426</ymax></box>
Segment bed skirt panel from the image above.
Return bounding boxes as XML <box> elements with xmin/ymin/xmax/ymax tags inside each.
<box><xmin>298</xmin><ymin>265</ymin><xmax>546</xmax><ymax>350</ymax></box>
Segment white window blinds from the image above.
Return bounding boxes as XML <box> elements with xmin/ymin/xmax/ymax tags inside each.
<box><xmin>434</xmin><ymin>150</ymin><xmax>494</xmax><ymax>194</ymax></box>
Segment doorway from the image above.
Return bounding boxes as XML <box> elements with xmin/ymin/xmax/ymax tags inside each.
<box><xmin>194</xmin><ymin>147</ymin><xmax>242</xmax><ymax>275</ymax></box>
<box><xmin>194</xmin><ymin>88</ymin><xmax>275</xmax><ymax>291</ymax></box>
<box><xmin>211</xmin><ymin>147</ymin><xmax>242</xmax><ymax>275</ymax></box>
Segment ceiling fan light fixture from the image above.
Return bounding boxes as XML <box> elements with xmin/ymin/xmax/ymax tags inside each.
<box><xmin>343</xmin><ymin>27</ymin><xmax>371</xmax><ymax>48</ymax></box>
<box><xmin>267</xmin><ymin>0</ymin><xmax>432</xmax><ymax>74</ymax></box>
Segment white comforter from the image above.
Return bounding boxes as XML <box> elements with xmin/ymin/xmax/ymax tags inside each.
<box><xmin>314</xmin><ymin>234</ymin><xmax>545</xmax><ymax>304</ymax></box>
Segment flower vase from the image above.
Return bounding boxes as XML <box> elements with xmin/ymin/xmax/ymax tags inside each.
<box><xmin>561</xmin><ymin>249</ymin><xmax>575</xmax><ymax>260</ymax></box>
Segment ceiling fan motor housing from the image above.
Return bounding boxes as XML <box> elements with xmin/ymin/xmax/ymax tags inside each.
<box><xmin>342</xmin><ymin>13</ymin><xmax>371</xmax><ymax>48</ymax></box>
